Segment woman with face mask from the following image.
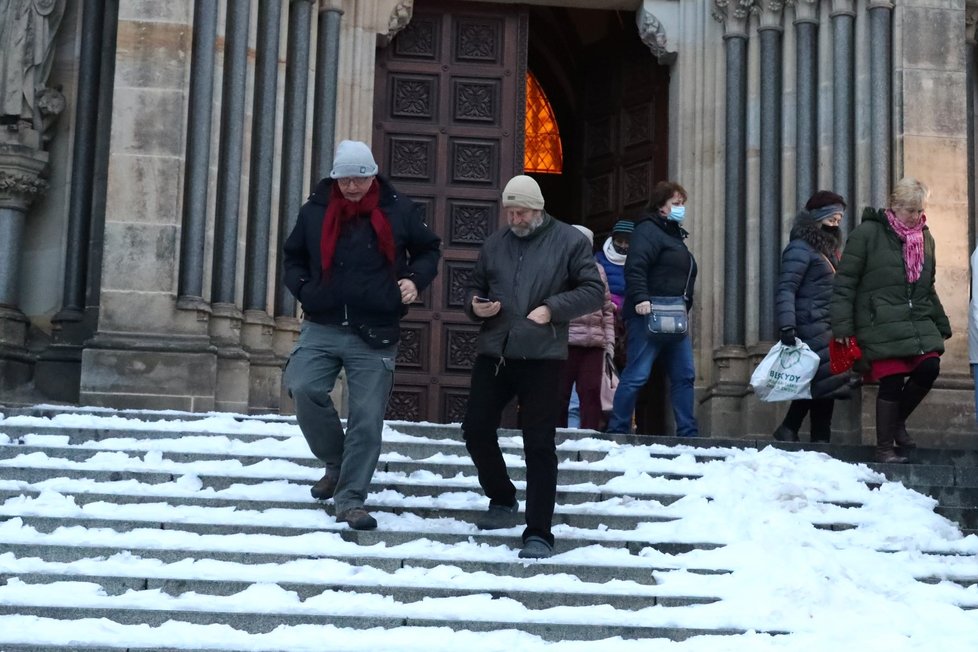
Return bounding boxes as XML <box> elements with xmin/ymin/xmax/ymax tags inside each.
<box><xmin>607</xmin><ymin>181</ymin><xmax>699</xmax><ymax>436</ymax></box>
<box><xmin>772</xmin><ymin>191</ymin><xmax>853</xmax><ymax>443</ymax></box>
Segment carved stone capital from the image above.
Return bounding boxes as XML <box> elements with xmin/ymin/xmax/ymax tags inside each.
<box><xmin>712</xmin><ymin>0</ymin><xmax>762</xmax><ymax>25</ymax></box>
<box><xmin>0</xmin><ymin>143</ymin><xmax>49</xmax><ymax>211</ymax></box>
<box><xmin>636</xmin><ymin>2</ymin><xmax>675</xmax><ymax>62</ymax></box>
<box><xmin>831</xmin><ymin>0</ymin><xmax>857</xmax><ymax>18</ymax></box>
<box><xmin>388</xmin><ymin>0</ymin><xmax>414</xmax><ymax>40</ymax></box>
<box><xmin>318</xmin><ymin>0</ymin><xmax>343</xmax><ymax>13</ymax></box>
<box><xmin>794</xmin><ymin>0</ymin><xmax>818</xmax><ymax>23</ymax></box>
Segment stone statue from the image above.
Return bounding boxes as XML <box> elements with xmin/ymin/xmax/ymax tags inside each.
<box><xmin>0</xmin><ymin>0</ymin><xmax>67</xmax><ymax>131</ymax></box>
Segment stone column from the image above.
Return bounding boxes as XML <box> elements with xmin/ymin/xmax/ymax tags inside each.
<box><xmin>243</xmin><ymin>0</ymin><xmax>284</xmax><ymax>413</ymax></box>
<box><xmin>758</xmin><ymin>6</ymin><xmax>784</xmax><ymax>343</ymax></box>
<box><xmin>868</xmin><ymin>1</ymin><xmax>893</xmax><ymax>210</ymax></box>
<box><xmin>794</xmin><ymin>1</ymin><xmax>818</xmax><ymax>205</ymax></box>
<box><xmin>35</xmin><ymin>0</ymin><xmax>117</xmax><ymax>402</ymax></box>
<box><xmin>0</xmin><ymin>0</ymin><xmax>67</xmax><ymax>393</ymax></box>
<box><xmin>209</xmin><ymin>0</ymin><xmax>252</xmax><ymax>414</ymax></box>
<box><xmin>311</xmin><ymin>0</ymin><xmax>344</xmax><ymax>186</ymax></box>
<box><xmin>177</xmin><ymin>0</ymin><xmax>219</xmax><ymax>308</ymax></box>
<box><xmin>274</xmin><ymin>0</ymin><xmax>316</xmax><ymax>412</ymax></box>
<box><xmin>831</xmin><ymin>0</ymin><xmax>856</xmax><ymax>231</ymax></box>
<box><xmin>0</xmin><ymin>142</ymin><xmax>48</xmax><ymax>390</ymax></box>
<box><xmin>709</xmin><ymin>5</ymin><xmax>751</xmax><ymax>437</ymax></box>
<box><xmin>722</xmin><ymin>13</ymin><xmax>748</xmax><ymax>347</ymax></box>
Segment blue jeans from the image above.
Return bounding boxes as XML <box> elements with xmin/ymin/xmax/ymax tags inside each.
<box><xmin>284</xmin><ymin>321</ymin><xmax>396</xmax><ymax>513</ymax></box>
<box><xmin>607</xmin><ymin>316</ymin><xmax>698</xmax><ymax>436</ymax></box>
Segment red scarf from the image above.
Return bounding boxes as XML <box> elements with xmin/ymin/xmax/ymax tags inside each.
<box><xmin>320</xmin><ymin>180</ymin><xmax>395</xmax><ymax>277</ymax></box>
<box><xmin>885</xmin><ymin>209</ymin><xmax>926</xmax><ymax>283</ymax></box>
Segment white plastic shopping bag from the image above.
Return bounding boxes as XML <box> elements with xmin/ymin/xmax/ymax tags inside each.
<box><xmin>749</xmin><ymin>339</ymin><xmax>821</xmax><ymax>402</ymax></box>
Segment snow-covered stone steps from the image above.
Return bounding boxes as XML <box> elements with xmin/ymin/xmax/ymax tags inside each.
<box><xmin>0</xmin><ymin>481</ymin><xmax>686</xmax><ymax>512</ymax></box>
<box><xmin>0</xmin><ymin>557</ymin><xmax>718</xmax><ymax>610</ymax></box>
<box><xmin>0</xmin><ymin>445</ymin><xmax>703</xmax><ymax>486</ymax></box>
<box><xmin>0</xmin><ymin>470</ymin><xmax>691</xmax><ymax>506</ymax></box>
<box><xmin>1</xmin><ymin>514</ymin><xmax>724</xmax><ymax>558</ymax></box>
<box><xmin>0</xmin><ymin>578</ymin><xmax>744</xmax><ymax>649</ymax></box>
<box><xmin>0</xmin><ymin>422</ymin><xmax>730</xmax><ymax>464</ymax></box>
<box><xmin>0</xmin><ymin>494</ymin><xmax>683</xmax><ymax>536</ymax></box>
<box><xmin>0</xmin><ymin>539</ymin><xmax>717</xmax><ymax>584</ymax></box>
<box><xmin>2</xmin><ymin>410</ymin><xmax>977</xmax><ymax>650</ymax></box>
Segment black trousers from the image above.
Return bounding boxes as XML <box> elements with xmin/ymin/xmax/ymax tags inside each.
<box><xmin>782</xmin><ymin>398</ymin><xmax>835</xmax><ymax>441</ymax></box>
<box><xmin>462</xmin><ymin>355</ymin><xmax>561</xmax><ymax>546</ymax></box>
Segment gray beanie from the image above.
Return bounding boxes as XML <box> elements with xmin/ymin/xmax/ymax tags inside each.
<box><xmin>502</xmin><ymin>175</ymin><xmax>545</xmax><ymax>210</ymax></box>
<box><xmin>572</xmin><ymin>224</ymin><xmax>594</xmax><ymax>246</ymax></box>
<box><xmin>329</xmin><ymin>140</ymin><xmax>379</xmax><ymax>179</ymax></box>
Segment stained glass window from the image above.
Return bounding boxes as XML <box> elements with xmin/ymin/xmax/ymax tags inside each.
<box><xmin>525</xmin><ymin>71</ymin><xmax>563</xmax><ymax>174</ymax></box>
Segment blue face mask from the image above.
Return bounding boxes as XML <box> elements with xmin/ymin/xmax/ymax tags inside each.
<box><xmin>668</xmin><ymin>205</ymin><xmax>686</xmax><ymax>223</ymax></box>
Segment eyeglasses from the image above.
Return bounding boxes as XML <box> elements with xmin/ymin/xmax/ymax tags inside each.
<box><xmin>336</xmin><ymin>177</ymin><xmax>373</xmax><ymax>187</ymax></box>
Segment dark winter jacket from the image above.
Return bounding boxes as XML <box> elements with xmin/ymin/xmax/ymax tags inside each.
<box><xmin>830</xmin><ymin>207</ymin><xmax>951</xmax><ymax>362</ymax></box>
<box><xmin>282</xmin><ymin>175</ymin><xmax>441</xmax><ymax>328</ymax></box>
<box><xmin>465</xmin><ymin>213</ymin><xmax>605</xmax><ymax>360</ymax></box>
<box><xmin>623</xmin><ymin>213</ymin><xmax>698</xmax><ymax>321</ymax></box>
<box><xmin>776</xmin><ymin>220</ymin><xmax>850</xmax><ymax>399</ymax></box>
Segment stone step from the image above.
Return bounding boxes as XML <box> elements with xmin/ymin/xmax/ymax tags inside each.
<box><xmin>0</xmin><ymin>470</ymin><xmax>689</xmax><ymax>506</ymax></box>
<box><xmin>1</xmin><ymin>513</ymin><xmax>725</xmax><ymax>557</ymax></box>
<box><xmin>0</xmin><ymin>541</ymin><xmax>713</xmax><ymax>585</ymax></box>
<box><xmin>0</xmin><ymin>448</ymin><xmax>703</xmax><ymax>487</ymax></box>
<box><xmin>0</xmin><ymin>603</ymin><xmax>751</xmax><ymax>642</ymax></box>
<box><xmin>0</xmin><ymin>569</ymin><xmax>719</xmax><ymax>611</ymax></box>
<box><xmin>0</xmin><ymin>424</ymin><xmax>730</xmax><ymax>462</ymax></box>
<box><xmin>0</xmin><ymin>488</ymin><xmax>680</xmax><ymax>532</ymax></box>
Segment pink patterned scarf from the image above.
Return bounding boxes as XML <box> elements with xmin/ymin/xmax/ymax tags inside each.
<box><xmin>885</xmin><ymin>209</ymin><xmax>926</xmax><ymax>283</ymax></box>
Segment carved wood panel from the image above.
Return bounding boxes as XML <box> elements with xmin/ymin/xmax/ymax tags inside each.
<box><xmin>376</xmin><ymin>1</ymin><xmax>528</xmax><ymax>422</ymax></box>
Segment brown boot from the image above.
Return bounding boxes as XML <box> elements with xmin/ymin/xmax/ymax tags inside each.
<box><xmin>894</xmin><ymin>381</ymin><xmax>930</xmax><ymax>452</ymax></box>
<box><xmin>310</xmin><ymin>470</ymin><xmax>339</xmax><ymax>499</ymax></box>
<box><xmin>875</xmin><ymin>399</ymin><xmax>909</xmax><ymax>464</ymax></box>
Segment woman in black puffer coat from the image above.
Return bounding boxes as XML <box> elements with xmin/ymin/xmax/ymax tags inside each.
<box><xmin>772</xmin><ymin>191</ymin><xmax>852</xmax><ymax>443</ymax></box>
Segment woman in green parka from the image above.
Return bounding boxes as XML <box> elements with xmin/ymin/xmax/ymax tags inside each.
<box><xmin>830</xmin><ymin>178</ymin><xmax>951</xmax><ymax>463</ymax></box>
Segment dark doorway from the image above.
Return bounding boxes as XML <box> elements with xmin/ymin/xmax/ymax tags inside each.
<box><xmin>374</xmin><ymin>2</ymin><xmax>671</xmax><ymax>429</ymax></box>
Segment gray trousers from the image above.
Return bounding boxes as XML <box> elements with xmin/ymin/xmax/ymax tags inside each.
<box><xmin>284</xmin><ymin>321</ymin><xmax>396</xmax><ymax>513</ymax></box>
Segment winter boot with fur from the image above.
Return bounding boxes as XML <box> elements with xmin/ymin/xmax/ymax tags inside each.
<box><xmin>875</xmin><ymin>399</ymin><xmax>909</xmax><ymax>464</ymax></box>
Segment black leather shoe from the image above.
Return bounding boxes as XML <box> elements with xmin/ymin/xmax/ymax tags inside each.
<box><xmin>772</xmin><ymin>425</ymin><xmax>799</xmax><ymax>442</ymax></box>
<box><xmin>474</xmin><ymin>502</ymin><xmax>520</xmax><ymax>529</ymax></box>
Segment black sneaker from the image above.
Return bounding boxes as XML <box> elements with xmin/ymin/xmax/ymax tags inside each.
<box><xmin>772</xmin><ymin>425</ymin><xmax>799</xmax><ymax>442</ymax></box>
<box><xmin>474</xmin><ymin>502</ymin><xmax>520</xmax><ymax>529</ymax></box>
<box><xmin>518</xmin><ymin>535</ymin><xmax>554</xmax><ymax>559</ymax></box>
<box><xmin>310</xmin><ymin>471</ymin><xmax>339</xmax><ymax>500</ymax></box>
<box><xmin>338</xmin><ymin>507</ymin><xmax>377</xmax><ymax>530</ymax></box>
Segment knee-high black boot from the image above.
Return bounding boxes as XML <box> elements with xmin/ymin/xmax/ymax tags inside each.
<box><xmin>893</xmin><ymin>381</ymin><xmax>931</xmax><ymax>452</ymax></box>
<box><xmin>875</xmin><ymin>399</ymin><xmax>909</xmax><ymax>464</ymax></box>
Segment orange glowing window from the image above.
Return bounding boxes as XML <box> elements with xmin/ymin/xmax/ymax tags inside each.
<box><xmin>525</xmin><ymin>71</ymin><xmax>563</xmax><ymax>174</ymax></box>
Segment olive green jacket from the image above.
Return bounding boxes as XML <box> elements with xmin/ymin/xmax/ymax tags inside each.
<box><xmin>830</xmin><ymin>208</ymin><xmax>951</xmax><ymax>362</ymax></box>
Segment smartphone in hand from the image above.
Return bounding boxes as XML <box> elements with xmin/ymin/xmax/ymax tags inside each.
<box><xmin>473</xmin><ymin>296</ymin><xmax>492</xmax><ymax>303</ymax></box>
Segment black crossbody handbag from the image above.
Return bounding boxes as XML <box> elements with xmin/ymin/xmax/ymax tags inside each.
<box><xmin>645</xmin><ymin>256</ymin><xmax>692</xmax><ymax>342</ymax></box>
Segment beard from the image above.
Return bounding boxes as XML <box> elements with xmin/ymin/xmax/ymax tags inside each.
<box><xmin>509</xmin><ymin>212</ymin><xmax>544</xmax><ymax>237</ymax></box>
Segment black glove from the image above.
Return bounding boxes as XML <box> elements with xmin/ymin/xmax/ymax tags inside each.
<box><xmin>779</xmin><ymin>327</ymin><xmax>796</xmax><ymax>347</ymax></box>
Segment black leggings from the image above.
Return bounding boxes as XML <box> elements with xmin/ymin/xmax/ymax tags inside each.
<box><xmin>877</xmin><ymin>356</ymin><xmax>940</xmax><ymax>402</ymax></box>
